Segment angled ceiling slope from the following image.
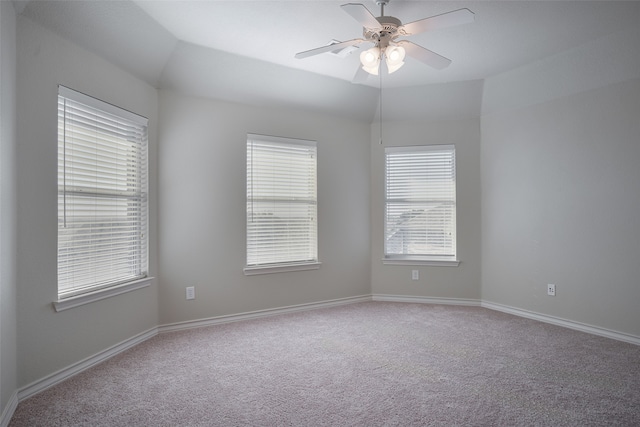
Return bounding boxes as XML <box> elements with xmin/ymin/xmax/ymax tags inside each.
<box><xmin>16</xmin><ymin>0</ymin><xmax>177</xmax><ymax>86</ymax></box>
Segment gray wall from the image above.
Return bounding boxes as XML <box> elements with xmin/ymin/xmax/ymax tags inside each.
<box><xmin>370</xmin><ymin>117</ymin><xmax>482</xmax><ymax>300</ymax></box>
<box><xmin>481</xmin><ymin>25</ymin><xmax>640</xmax><ymax>337</ymax></box>
<box><xmin>157</xmin><ymin>91</ymin><xmax>371</xmax><ymax>325</ymax></box>
<box><xmin>1</xmin><ymin>0</ymin><xmax>18</xmax><ymax>414</ymax></box>
<box><xmin>15</xmin><ymin>16</ymin><xmax>159</xmax><ymax>387</ymax></box>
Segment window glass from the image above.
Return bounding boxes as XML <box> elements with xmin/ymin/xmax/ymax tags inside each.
<box><xmin>385</xmin><ymin>145</ymin><xmax>456</xmax><ymax>261</ymax></box>
<box><xmin>246</xmin><ymin>134</ymin><xmax>318</xmax><ymax>268</ymax></box>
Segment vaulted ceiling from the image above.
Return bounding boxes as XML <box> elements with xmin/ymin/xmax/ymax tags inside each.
<box><xmin>13</xmin><ymin>0</ymin><xmax>640</xmax><ymax>122</ymax></box>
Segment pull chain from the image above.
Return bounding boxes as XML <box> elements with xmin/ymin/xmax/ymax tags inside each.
<box><xmin>377</xmin><ymin>0</ymin><xmax>388</xmax><ymax>144</ymax></box>
<box><xmin>379</xmin><ymin>69</ymin><xmax>383</xmax><ymax>144</ymax></box>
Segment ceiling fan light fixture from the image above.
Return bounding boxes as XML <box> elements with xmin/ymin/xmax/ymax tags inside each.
<box><xmin>360</xmin><ymin>47</ymin><xmax>381</xmax><ymax>74</ymax></box>
<box><xmin>385</xmin><ymin>45</ymin><xmax>405</xmax><ymax>74</ymax></box>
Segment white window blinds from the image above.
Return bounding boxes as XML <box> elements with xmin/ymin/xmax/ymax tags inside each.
<box><xmin>385</xmin><ymin>145</ymin><xmax>456</xmax><ymax>260</ymax></box>
<box><xmin>57</xmin><ymin>86</ymin><xmax>148</xmax><ymax>299</ymax></box>
<box><xmin>246</xmin><ymin>134</ymin><xmax>318</xmax><ymax>268</ymax></box>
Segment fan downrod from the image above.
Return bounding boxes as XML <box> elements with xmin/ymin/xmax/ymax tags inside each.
<box><xmin>375</xmin><ymin>0</ymin><xmax>390</xmax><ymax>16</ymax></box>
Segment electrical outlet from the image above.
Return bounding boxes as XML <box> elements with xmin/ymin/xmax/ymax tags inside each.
<box><xmin>186</xmin><ymin>286</ymin><xmax>195</xmax><ymax>300</ymax></box>
<box><xmin>547</xmin><ymin>284</ymin><xmax>556</xmax><ymax>296</ymax></box>
<box><xmin>412</xmin><ymin>270</ymin><xmax>419</xmax><ymax>280</ymax></box>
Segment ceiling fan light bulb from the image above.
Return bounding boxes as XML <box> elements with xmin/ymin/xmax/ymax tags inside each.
<box><xmin>360</xmin><ymin>47</ymin><xmax>380</xmax><ymax>68</ymax></box>
<box><xmin>364</xmin><ymin>51</ymin><xmax>376</xmax><ymax>63</ymax></box>
<box><xmin>385</xmin><ymin>45</ymin><xmax>406</xmax><ymax>65</ymax></box>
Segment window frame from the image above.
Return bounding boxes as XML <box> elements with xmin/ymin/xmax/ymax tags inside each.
<box><xmin>383</xmin><ymin>144</ymin><xmax>459</xmax><ymax>267</ymax></box>
<box><xmin>244</xmin><ymin>134</ymin><xmax>320</xmax><ymax>275</ymax></box>
<box><xmin>55</xmin><ymin>86</ymin><xmax>151</xmax><ymax>306</ymax></box>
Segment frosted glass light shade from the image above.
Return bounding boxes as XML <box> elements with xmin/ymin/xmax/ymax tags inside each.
<box><xmin>385</xmin><ymin>45</ymin><xmax>405</xmax><ymax>74</ymax></box>
<box><xmin>360</xmin><ymin>47</ymin><xmax>381</xmax><ymax>75</ymax></box>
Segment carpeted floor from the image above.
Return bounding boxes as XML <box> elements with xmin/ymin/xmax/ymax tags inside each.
<box><xmin>9</xmin><ymin>302</ymin><xmax>640</xmax><ymax>426</ymax></box>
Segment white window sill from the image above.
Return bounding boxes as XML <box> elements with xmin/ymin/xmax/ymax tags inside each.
<box><xmin>244</xmin><ymin>262</ymin><xmax>322</xmax><ymax>276</ymax></box>
<box><xmin>382</xmin><ymin>258</ymin><xmax>460</xmax><ymax>267</ymax></box>
<box><xmin>53</xmin><ymin>277</ymin><xmax>154</xmax><ymax>312</ymax></box>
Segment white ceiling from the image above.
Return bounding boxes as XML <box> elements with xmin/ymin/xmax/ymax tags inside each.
<box><xmin>14</xmin><ymin>0</ymin><xmax>640</xmax><ymax>121</ymax></box>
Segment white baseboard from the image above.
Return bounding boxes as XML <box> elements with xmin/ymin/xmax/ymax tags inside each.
<box><xmin>372</xmin><ymin>293</ymin><xmax>481</xmax><ymax>306</ymax></box>
<box><xmin>159</xmin><ymin>294</ymin><xmax>372</xmax><ymax>333</ymax></box>
<box><xmin>0</xmin><ymin>391</ymin><xmax>18</xmax><ymax>427</ymax></box>
<box><xmin>17</xmin><ymin>327</ymin><xmax>158</xmax><ymax>402</ymax></box>
<box><xmin>481</xmin><ymin>300</ymin><xmax>640</xmax><ymax>346</ymax></box>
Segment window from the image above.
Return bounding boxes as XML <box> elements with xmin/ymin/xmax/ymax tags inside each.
<box><xmin>384</xmin><ymin>145</ymin><xmax>458</xmax><ymax>265</ymax></box>
<box><xmin>57</xmin><ymin>86</ymin><xmax>148</xmax><ymax>299</ymax></box>
<box><xmin>245</xmin><ymin>134</ymin><xmax>319</xmax><ymax>274</ymax></box>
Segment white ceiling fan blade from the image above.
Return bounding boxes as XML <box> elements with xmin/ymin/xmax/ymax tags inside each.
<box><xmin>398</xmin><ymin>41</ymin><xmax>451</xmax><ymax>70</ymax></box>
<box><xmin>341</xmin><ymin>3</ymin><xmax>382</xmax><ymax>31</ymax></box>
<box><xmin>333</xmin><ymin>42</ymin><xmax>362</xmax><ymax>58</ymax></box>
<box><xmin>352</xmin><ymin>65</ymin><xmax>369</xmax><ymax>84</ymax></box>
<box><xmin>295</xmin><ymin>39</ymin><xmax>366</xmax><ymax>59</ymax></box>
<box><xmin>400</xmin><ymin>8</ymin><xmax>474</xmax><ymax>36</ymax></box>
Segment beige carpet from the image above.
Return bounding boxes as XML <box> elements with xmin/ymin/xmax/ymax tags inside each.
<box><xmin>10</xmin><ymin>302</ymin><xmax>640</xmax><ymax>426</ymax></box>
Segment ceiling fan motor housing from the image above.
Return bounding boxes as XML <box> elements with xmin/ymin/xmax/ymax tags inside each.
<box><xmin>364</xmin><ymin>15</ymin><xmax>401</xmax><ymax>48</ymax></box>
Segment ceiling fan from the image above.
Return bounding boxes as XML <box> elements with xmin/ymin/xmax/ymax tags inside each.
<box><xmin>295</xmin><ymin>0</ymin><xmax>474</xmax><ymax>82</ymax></box>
